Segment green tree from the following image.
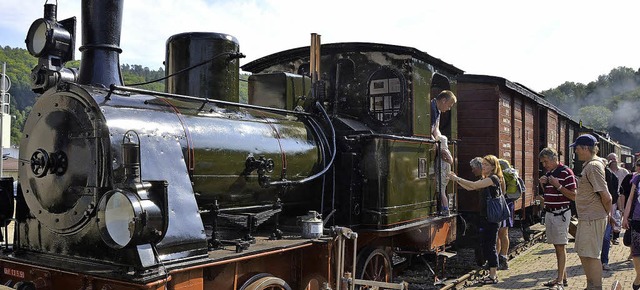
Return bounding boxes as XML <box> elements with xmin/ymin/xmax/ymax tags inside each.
<box><xmin>239</xmin><ymin>73</ymin><xmax>249</xmax><ymax>103</ymax></box>
<box><xmin>577</xmin><ymin>105</ymin><xmax>612</xmax><ymax>131</ymax></box>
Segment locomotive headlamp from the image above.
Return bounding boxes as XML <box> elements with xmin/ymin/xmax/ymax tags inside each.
<box><xmin>97</xmin><ymin>189</ymin><xmax>164</xmax><ymax>249</ymax></box>
<box><xmin>25</xmin><ymin>3</ymin><xmax>77</xmax><ymax>93</ymax></box>
<box><xmin>26</xmin><ymin>3</ymin><xmax>75</xmax><ymax>60</ymax></box>
<box><xmin>26</xmin><ymin>19</ymin><xmax>49</xmax><ymax>56</ymax></box>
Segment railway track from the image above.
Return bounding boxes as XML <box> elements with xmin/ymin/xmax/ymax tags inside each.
<box><xmin>393</xmin><ymin>224</ymin><xmax>547</xmax><ymax>290</ymax></box>
<box><xmin>439</xmin><ymin>227</ymin><xmax>546</xmax><ymax>289</ymax></box>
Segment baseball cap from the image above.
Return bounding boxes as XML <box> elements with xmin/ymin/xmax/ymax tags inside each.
<box><xmin>569</xmin><ymin>134</ymin><xmax>597</xmax><ymax>147</ymax></box>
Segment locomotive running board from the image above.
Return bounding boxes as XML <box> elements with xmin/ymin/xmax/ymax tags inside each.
<box><xmin>352</xmin><ymin>278</ymin><xmax>407</xmax><ymax>290</ymax></box>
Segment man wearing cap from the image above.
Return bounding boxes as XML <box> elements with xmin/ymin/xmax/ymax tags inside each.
<box><xmin>571</xmin><ymin>134</ymin><xmax>612</xmax><ymax>290</ymax></box>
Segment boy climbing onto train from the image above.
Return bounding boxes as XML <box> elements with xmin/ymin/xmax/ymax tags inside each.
<box><xmin>431</xmin><ymin>90</ymin><xmax>457</xmax><ymax>215</ymax></box>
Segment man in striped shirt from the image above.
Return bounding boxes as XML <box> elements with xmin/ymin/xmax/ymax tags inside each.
<box><xmin>539</xmin><ymin>147</ymin><xmax>577</xmax><ymax>289</ymax></box>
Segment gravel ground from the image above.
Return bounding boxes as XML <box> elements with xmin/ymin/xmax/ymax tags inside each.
<box><xmin>394</xmin><ymin>226</ymin><xmax>535</xmax><ymax>290</ymax></box>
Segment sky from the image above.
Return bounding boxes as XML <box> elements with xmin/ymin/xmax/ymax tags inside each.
<box><xmin>1</xmin><ymin>0</ymin><xmax>639</xmax><ymax>93</ymax></box>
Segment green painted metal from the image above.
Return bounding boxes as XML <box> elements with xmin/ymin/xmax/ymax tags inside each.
<box><xmin>248</xmin><ymin>72</ymin><xmax>312</xmax><ymax>110</ymax></box>
<box><xmin>361</xmin><ymin>138</ymin><xmax>436</xmax><ymax>225</ymax></box>
<box><xmin>411</xmin><ymin>61</ymin><xmax>433</xmax><ymax>137</ymax></box>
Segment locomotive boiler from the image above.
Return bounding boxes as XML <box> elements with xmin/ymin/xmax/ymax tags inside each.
<box><xmin>19</xmin><ymin>0</ymin><xmax>329</xmax><ymax>265</ymax></box>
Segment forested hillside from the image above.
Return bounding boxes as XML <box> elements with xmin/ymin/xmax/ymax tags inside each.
<box><xmin>541</xmin><ymin>66</ymin><xmax>640</xmax><ymax>152</ymax></box>
<box><xmin>0</xmin><ymin>45</ymin><xmax>248</xmax><ymax>147</ymax></box>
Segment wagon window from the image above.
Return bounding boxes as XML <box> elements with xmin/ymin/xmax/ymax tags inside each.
<box><xmin>367</xmin><ymin>68</ymin><xmax>405</xmax><ymax>123</ymax></box>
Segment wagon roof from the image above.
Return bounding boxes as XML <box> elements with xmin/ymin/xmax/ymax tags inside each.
<box><xmin>241</xmin><ymin>42</ymin><xmax>464</xmax><ymax>76</ymax></box>
<box><xmin>458</xmin><ymin>74</ymin><xmax>576</xmax><ymax>123</ymax></box>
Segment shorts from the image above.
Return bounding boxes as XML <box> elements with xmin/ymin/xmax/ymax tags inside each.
<box><xmin>499</xmin><ymin>200</ymin><xmax>515</xmax><ymax>228</ymax></box>
<box><xmin>632</xmin><ymin>230</ymin><xmax>640</xmax><ymax>257</ymax></box>
<box><xmin>575</xmin><ymin>218</ymin><xmax>607</xmax><ymax>259</ymax></box>
<box><xmin>544</xmin><ymin>208</ymin><xmax>571</xmax><ymax>245</ymax></box>
<box><xmin>439</xmin><ymin>161</ymin><xmax>451</xmax><ymax>195</ymax></box>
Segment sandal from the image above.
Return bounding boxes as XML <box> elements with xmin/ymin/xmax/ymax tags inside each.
<box><xmin>548</xmin><ymin>284</ymin><xmax>564</xmax><ymax>290</ymax></box>
<box><xmin>543</xmin><ymin>279</ymin><xmax>568</xmax><ymax>287</ymax></box>
<box><xmin>479</xmin><ymin>275</ymin><xmax>498</xmax><ymax>285</ymax></box>
<box><xmin>544</xmin><ymin>280</ymin><xmax>560</xmax><ymax>287</ymax></box>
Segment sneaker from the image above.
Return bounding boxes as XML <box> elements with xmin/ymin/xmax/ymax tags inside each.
<box><xmin>602</xmin><ymin>264</ymin><xmax>611</xmax><ymax>271</ymax></box>
<box><xmin>612</xmin><ymin>239</ymin><xmax>619</xmax><ymax>245</ymax></box>
<box><xmin>498</xmin><ymin>255</ymin><xmax>509</xmax><ymax>270</ymax></box>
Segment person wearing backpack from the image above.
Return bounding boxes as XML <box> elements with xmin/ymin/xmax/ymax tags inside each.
<box><xmin>496</xmin><ymin>159</ymin><xmax>521</xmax><ymax>270</ymax></box>
<box><xmin>622</xmin><ymin>160</ymin><xmax>640</xmax><ymax>290</ymax></box>
<box><xmin>449</xmin><ymin>155</ymin><xmax>506</xmax><ymax>285</ymax></box>
<box><xmin>538</xmin><ymin>147</ymin><xmax>577</xmax><ymax>289</ymax></box>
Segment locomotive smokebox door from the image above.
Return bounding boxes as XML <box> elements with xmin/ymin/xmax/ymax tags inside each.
<box><xmin>19</xmin><ymin>92</ymin><xmax>103</xmax><ymax>234</ymax></box>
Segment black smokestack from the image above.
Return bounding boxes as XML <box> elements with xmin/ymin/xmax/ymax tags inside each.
<box><xmin>77</xmin><ymin>0</ymin><xmax>124</xmax><ymax>87</ymax></box>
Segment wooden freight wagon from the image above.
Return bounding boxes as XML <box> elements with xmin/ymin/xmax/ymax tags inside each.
<box><xmin>455</xmin><ymin>75</ymin><xmax>543</xmax><ymax>227</ymax></box>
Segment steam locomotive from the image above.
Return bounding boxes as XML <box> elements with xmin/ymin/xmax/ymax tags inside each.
<box><xmin>0</xmin><ymin>0</ymin><xmax>459</xmax><ymax>289</ymax></box>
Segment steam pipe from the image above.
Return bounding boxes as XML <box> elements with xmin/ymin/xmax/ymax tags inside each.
<box><xmin>108</xmin><ymin>84</ymin><xmax>312</xmax><ymax>116</ymax></box>
<box><xmin>268</xmin><ymin>102</ymin><xmax>336</xmax><ymax>186</ymax></box>
<box><xmin>77</xmin><ymin>0</ymin><xmax>124</xmax><ymax>87</ymax></box>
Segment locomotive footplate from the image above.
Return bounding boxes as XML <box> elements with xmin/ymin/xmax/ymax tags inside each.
<box><xmin>207</xmin><ymin>234</ymin><xmax>328</xmax><ymax>261</ymax></box>
<box><xmin>0</xmin><ymin>250</ymin><xmax>179</xmax><ymax>285</ymax></box>
<box><xmin>0</xmin><ymin>235</ymin><xmax>327</xmax><ymax>287</ymax></box>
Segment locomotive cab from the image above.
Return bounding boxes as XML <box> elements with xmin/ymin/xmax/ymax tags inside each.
<box><xmin>243</xmin><ymin>43</ymin><xmax>463</xmax><ymax>251</ymax></box>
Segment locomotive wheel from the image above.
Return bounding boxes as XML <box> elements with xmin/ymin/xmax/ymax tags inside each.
<box><xmin>302</xmin><ymin>274</ymin><xmax>327</xmax><ymax>290</ymax></box>
<box><xmin>357</xmin><ymin>247</ymin><xmax>393</xmax><ymax>286</ymax></box>
<box><xmin>240</xmin><ymin>273</ymin><xmax>292</xmax><ymax>290</ymax></box>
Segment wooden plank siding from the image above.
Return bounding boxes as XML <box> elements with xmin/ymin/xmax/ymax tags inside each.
<box><xmin>523</xmin><ymin>101</ymin><xmax>536</xmax><ymax>213</ymax></box>
<box><xmin>566</xmin><ymin>121</ymin><xmax>577</xmax><ymax>167</ymax></box>
<box><xmin>456</xmin><ymin>75</ymin><xmax>539</xmax><ymax>218</ymax></box>
<box><xmin>498</xmin><ymin>93</ymin><xmax>512</xmax><ymax>160</ymax></box>
<box><xmin>547</xmin><ymin>110</ymin><xmax>559</xmax><ymax>151</ymax></box>
<box><xmin>456</xmin><ymin>84</ymin><xmax>499</xmax><ymax>212</ymax></box>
